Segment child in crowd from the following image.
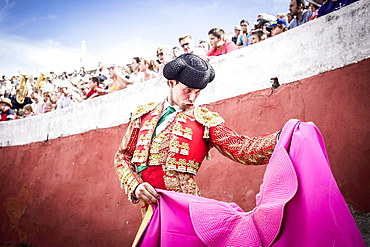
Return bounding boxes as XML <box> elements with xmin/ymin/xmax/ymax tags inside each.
<box><xmin>23</xmin><ymin>104</ymin><xmax>36</xmax><ymax>117</ymax></box>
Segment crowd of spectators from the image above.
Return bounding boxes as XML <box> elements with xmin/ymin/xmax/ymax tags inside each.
<box><xmin>0</xmin><ymin>0</ymin><xmax>358</xmax><ymax>122</ymax></box>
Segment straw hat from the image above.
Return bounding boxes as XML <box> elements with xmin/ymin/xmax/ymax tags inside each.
<box><xmin>0</xmin><ymin>97</ymin><xmax>13</xmax><ymax>107</ymax></box>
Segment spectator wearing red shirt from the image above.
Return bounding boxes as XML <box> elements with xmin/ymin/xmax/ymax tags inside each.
<box><xmin>206</xmin><ymin>28</ymin><xmax>238</xmax><ymax>58</ymax></box>
<box><xmin>83</xmin><ymin>77</ymin><xmax>103</xmax><ymax>100</ymax></box>
<box><xmin>0</xmin><ymin>97</ymin><xmax>16</xmax><ymax>121</ymax></box>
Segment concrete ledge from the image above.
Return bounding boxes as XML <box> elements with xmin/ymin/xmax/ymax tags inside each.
<box><xmin>0</xmin><ymin>0</ymin><xmax>368</xmax><ymax>147</ymax></box>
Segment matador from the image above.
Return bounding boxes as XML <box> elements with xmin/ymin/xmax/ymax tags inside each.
<box><xmin>114</xmin><ymin>54</ymin><xmax>278</xmax><ymax>214</ymax></box>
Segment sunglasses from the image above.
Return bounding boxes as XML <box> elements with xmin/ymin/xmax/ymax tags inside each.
<box><xmin>157</xmin><ymin>52</ymin><xmax>163</xmax><ymax>57</ymax></box>
<box><xmin>181</xmin><ymin>42</ymin><xmax>190</xmax><ymax>48</ymax></box>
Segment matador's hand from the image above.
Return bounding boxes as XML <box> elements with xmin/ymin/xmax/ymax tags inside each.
<box><xmin>134</xmin><ymin>182</ymin><xmax>159</xmax><ymax>204</ymax></box>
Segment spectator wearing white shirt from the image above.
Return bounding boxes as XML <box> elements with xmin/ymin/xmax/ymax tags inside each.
<box><xmin>56</xmin><ymin>80</ymin><xmax>73</xmax><ymax>110</ymax></box>
<box><xmin>30</xmin><ymin>88</ymin><xmax>45</xmax><ymax>114</ymax></box>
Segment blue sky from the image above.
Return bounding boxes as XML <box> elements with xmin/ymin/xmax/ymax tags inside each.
<box><xmin>0</xmin><ymin>0</ymin><xmax>289</xmax><ymax>76</ymax></box>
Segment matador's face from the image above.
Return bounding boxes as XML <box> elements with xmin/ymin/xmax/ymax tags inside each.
<box><xmin>168</xmin><ymin>81</ymin><xmax>201</xmax><ymax>110</ymax></box>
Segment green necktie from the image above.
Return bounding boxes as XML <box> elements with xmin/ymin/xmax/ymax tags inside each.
<box><xmin>153</xmin><ymin>106</ymin><xmax>176</xmax><ymax>137</ymax></box>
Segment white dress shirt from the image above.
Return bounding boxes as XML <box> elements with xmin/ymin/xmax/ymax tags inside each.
<box><xmin>155</xmin><ymin>100</ymin><xmax>182</xmax><ymax>135</ymax></box>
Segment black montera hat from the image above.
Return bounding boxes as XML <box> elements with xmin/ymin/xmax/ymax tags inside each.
<box><xmin>163</xmin><ymin>53</ymin><xmax>215</xmax><ymax>89</ymax></box>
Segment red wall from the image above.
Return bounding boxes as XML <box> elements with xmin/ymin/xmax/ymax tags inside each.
<box><xmin>1</xmin><ymin>58</ymin><xmax>369</xmax><ymax>246</ymax></box>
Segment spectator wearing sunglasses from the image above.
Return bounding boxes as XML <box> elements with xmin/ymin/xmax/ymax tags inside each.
<box><xmin>156</xmin><ymin>45</ymin><xmax>173</xmax><ymax>76</ymax></box>
<box><xmin>178</xmin><ymin>34</ymin><xmax>207</xmax><ymax>57</ymax></box>
<box><xmin>236</xmin><ymin>19</ymin><xmax>251</xmax><ymax>48</ymax></box>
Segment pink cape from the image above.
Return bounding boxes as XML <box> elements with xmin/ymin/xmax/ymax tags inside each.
<box><xmin>134</xmin><ymin>119</ymin><xmax>365</xmax><ymax>247</ymax></box>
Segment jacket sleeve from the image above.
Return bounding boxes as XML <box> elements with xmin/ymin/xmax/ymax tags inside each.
<box><xmin>209</xmin><ymin>125</ymin><xmax>278</xmax><ymax>165</ymax></box>
<box><xmin>114</xmin><ymin>118</ymin><xmax>143</xmax><ymax>203</ymax></box>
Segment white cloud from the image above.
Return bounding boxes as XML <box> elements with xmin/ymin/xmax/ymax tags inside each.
<box><xmin>0</xmin><ymin>32</ymin><xmax>157</xmax><ymax>76</ymax></box>
<box><xmin>0</xmin><ymin>34</ymin><xmax>81</xmax><ymax>76</ymax></box>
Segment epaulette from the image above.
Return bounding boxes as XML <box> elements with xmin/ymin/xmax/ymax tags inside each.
<box><xmin>131</xmin><ymin>102</ymin><xmax>161</xmax><ymax>121</ymax></box>
<box><xmin>194</xmin><ymin>106</ymin><xmax>224</xmax><ymax>128</ymax></box>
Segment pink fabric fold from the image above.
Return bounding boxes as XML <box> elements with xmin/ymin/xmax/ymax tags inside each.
<box><xmin>134</xmin><ymin>119</ymin><xmax>366</xmax><ymax>247</ymax></box>
<box><xmin>272</xmin><ymin>120</ymin><xmax>365</xmax><ymax>247</ymax></box>
<box><xmin>135</xmin><ymin>190</ymin><xmax>207</xmax><ymax>247</ymax></box>
<box><xmin>189</xmin><ymin>145</ymin><xmax>297</xmax><ymax>246</ymax></box>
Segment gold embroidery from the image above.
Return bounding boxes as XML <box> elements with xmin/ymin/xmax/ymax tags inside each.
<box><xmin>132</xmin><ymin>118</ymin><xmax>140</xmax><ymax>128</ymax></box>
<box><xmin>169</xmin><ymin>140</ymin><xmax>190</xmax><ymax>156</ymax></box>
<box><xmin>173</xmin><ymin>122</ymin><xmax>193</xmax><ymax>140</ymax></box>
<box><xmin>211</xmin><ymin>125</ymin><xmax>277</xmax><ymax>166</ymax></box>
<box><xmin>166</xmin><ymin>157</ymin><xmax>200</xmax><ymax>175</ymax></box>
<box><xmin>150</xmin><ymin>141</ymin><xmax>161</xmax><ymax>154</ymax></box>
<box><xmin>177</xmin><ymin>112</ymin><xmax>188</xmax><ymax>123</ymax></box>
<box><xmin>137</xmin><ymin>133</ymin><xmax>152</xmax><ymax>146</ymax></box>
<box><xmin>163</xmin><ymin>169</ymin><xmax>201</xmax><ymax>196</ymax></box>
<box><xmin>141</xmin><ymin>118</ymin><xmax>157</xmax><ymax>130</ymax></box>
<box><xmin>187</xmin><ymin>160</ymin><xmax>199</xmax><ymax>174</ymax></box>
<box><xmin>151</xmin><ymin>105</ymin><xmax>162</xmax><ymax>116</ymax></box>
<box><xmin>147</xmin><ymin>121</ymin><xmax>175</xmax><ymax>166</ymax></box>
<box><xmin>132</xmin><ymin>149</ymin><xmax>149</xmax><ymax>163</ymax></box>
<box><xmin>194</xmin><ymin>106</ymin><xmax>224</xmax><ymax>127</ymax></box>
<box><xmin>167</xmin><ymin>157</ymin><xmax>177</xmax><ymax>170</ymax></box>
<box><xmin>178</xmin><ymin>159</ymin><xmax>186</xmax><ymax>172</ymax></box>
<box><xmin>148</xmin><ymin>153</ymin><xmax>160</xmax><ymax>165</ymax></box>
<box><xmin>131</xmin><ymin>102</ymin><xmax>161</xmax><ymax>120</ymax></box>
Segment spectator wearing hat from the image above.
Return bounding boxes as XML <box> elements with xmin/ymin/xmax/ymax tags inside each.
<box><xmin>276</xmin><ymin>13</ymin><xmax>290</xmax><ymax>28</ymax></box>
<box><xmin>231</xmin><ymin>25</ymin><xmax>241</xmax><ymax>44</ymax></box>
<box><xmin>289</xmin><ymin>0</ymin><xmax>313</xmax><ymax>29</ymax></box>
<box><xmin>0</xmin><ymin>97</ymin><xmax>16</xmax><ymax>121</ymax></box>
<box><xmin>236</xmin><ymin>20</ymin><xmax>250</xmax><ymax>48</ymax></box>
<box><xmin>267</xmin><ymin>18</ymin><xmax>289</xmax><ymax>37</ymax></box>
<box><xmin>206</xmin><ymin>28</ymin><xmax>238</xmax><ymax>57</ymax></box>
<box><xmin>307</xmin><ymin>0</ymin><xmax>325</xmax><ymax>20</ymax></box>
<box><xmin>113</xmin><ymin>53</ymin><xmax>278</xmax><ymax>215</ymax></box>
<box><xmin>317</xmin><ymin>0</ymin><xmax>359</xmax><ymax>18</ymax></box>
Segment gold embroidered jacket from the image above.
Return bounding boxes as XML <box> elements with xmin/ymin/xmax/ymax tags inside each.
<box><xmin>114</xmin><ymin>101</ymin><xmax>278</xmax><ymax>203</ymax></box>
